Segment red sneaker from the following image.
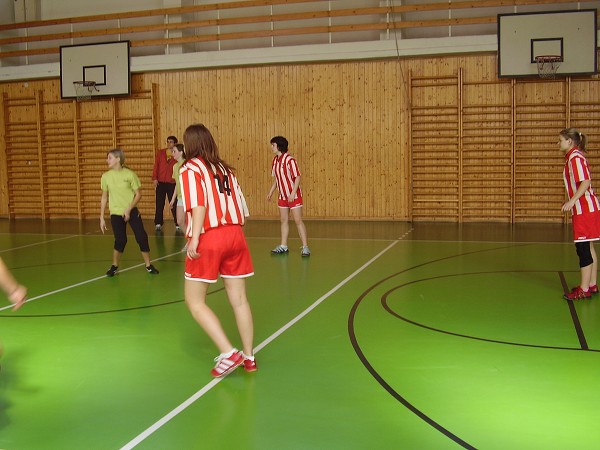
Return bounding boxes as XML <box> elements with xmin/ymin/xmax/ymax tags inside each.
<box><xmin>211</xmin><ymin>350</ymin><xmax>243</xmax><ymax>378</ymax></box>
<box><xmin>564</xmin><ymin>286</ymin><xmax>592</xmax><ymax>300</ymax></box>
<box><xmin>590</xmin><ymin>285</ymin><xmax>599</xmax><ymax>295</ymax></box>
<box><xmin>242</xmin><ymin>355</ymin><xmax>258</xmax><ymax>372</ymax></box>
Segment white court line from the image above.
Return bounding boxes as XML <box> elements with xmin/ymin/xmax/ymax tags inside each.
<box><xmin>0</xmin><ymin>234</ymin><xmax>79</xmax><ymax>253</ymax></box>
<box><xmin>0</xmin><ymin>251</ymin><xmax>183</xmax><ymax>312</ymax></box>
<box><xmin>119</xmin><ymin>234</ymin><xmax>409</xmax><ymax>450</ymax></box>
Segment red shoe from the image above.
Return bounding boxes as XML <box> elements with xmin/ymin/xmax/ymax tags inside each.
<box><xmin>590</xmin><ymin>285</ymin><xmax>599</xmax><ymax>295</ymax></box>
<box><xmin>242</xmin><ymin>354</ymin><xmax>258</xmax><ymax>372</ymax></box>
<box><xmin>564</xmin><ymin>286</ymin><xmax>592</xmax><ymax>300</ymax></box>
<box><xmin>211</xmin><ymin>350</ymin><xmax>243</xmax><ymax>378</ymax></box>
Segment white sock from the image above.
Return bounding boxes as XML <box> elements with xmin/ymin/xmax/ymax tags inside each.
<box><xmin>242</xmin><ymin>352</ymin><xmax>254</xmax><ymax>360</ymax></box>
<box><xmin>221</xmin><ymin>348</ymin><xmax>237</xmax><ymax>359</ymax></box>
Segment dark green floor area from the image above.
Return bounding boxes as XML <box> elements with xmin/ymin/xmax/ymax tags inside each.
<box><xmin>0</xmin><ymin>219</ymin><xmax>596</xmax><ymax>449</ymax></box>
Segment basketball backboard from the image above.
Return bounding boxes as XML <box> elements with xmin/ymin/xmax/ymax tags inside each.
<box><xmin>498</xmin><ymin>9</ymin><xmax>597</xmax><ymax>78</ymax></box>
<box><xmin>60</xmin><ymin>41</ymin><xmax>131</xmax><ymax>99</ymax></box>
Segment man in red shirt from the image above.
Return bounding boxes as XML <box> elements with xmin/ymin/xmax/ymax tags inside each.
<box><xmin>152</xmin><ymin>135</ymin><xmax>178</xmax><ymax>231</ymax></box>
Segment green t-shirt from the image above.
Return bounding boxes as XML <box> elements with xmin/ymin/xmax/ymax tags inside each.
<box><xmin>100</xmin><ymin>167</ymin><xmax>142</xmax><ymax>215</ymax></box>
<box><xmin>172</xmin><ymin>159</ymin><xmax>184</xmax><ymax>200</ymax></box>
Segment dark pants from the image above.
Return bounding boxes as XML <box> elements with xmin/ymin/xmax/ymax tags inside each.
<box><xmin>154</xmin><ymin>182</ymin><xmax>177</xmax><ymax>226</ymax></box>
<box><xmin>111</xmin><ymin>208</ymin><xmax>150</xmax><ymax>253</ymax></box>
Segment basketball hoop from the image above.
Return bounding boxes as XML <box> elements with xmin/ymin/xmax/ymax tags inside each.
<box><xmin>534</xmin><ymin>55</ymin><xmax>562</xmax><ymax>79</ymax></box>
<box><xmin>73</xmin><ymin>81</ymin><xmax>99</xmax><ymax>101</ymax></box>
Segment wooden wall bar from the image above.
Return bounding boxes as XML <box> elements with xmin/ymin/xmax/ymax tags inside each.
<box><xmin>2</xmin><ymin>53</ymin><xmax>600</xmax><ymax>223</ymax></box>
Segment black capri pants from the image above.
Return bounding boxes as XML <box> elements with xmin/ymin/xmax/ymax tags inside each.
<box><xmin>110</xmin><ymin>207</ymin><xmax>150</xmax><ymax>253</ymax></box>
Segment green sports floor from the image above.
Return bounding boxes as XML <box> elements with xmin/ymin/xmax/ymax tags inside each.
<box><xmin>0</xmin><ymin>219</ymin><xmax>599</xmax><ymax>450</ymax></box>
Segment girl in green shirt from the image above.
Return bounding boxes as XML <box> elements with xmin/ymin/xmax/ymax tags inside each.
<box><xmin>100</xmin><ymin>148</ymin><xmax>159</xmax><ymax>277</ymax></box>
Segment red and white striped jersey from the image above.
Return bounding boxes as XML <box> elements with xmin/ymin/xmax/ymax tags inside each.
<box><xmin>180</xmin><ymin>157</ymin><xmax>249</xmax><ymax>235</ymax></box>
<box><xmin>564</xmin><ymin>147</ymin><xmax>600</xmax><ymax>215</ymax></box>
<box><xmin>272</xmin><ymin>153</ymin><xmax>302</xmax><ymax>201</ymax></box>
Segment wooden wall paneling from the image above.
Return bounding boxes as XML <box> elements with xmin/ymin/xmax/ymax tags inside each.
<box><xmin>374</xmin><ymin>60</ymin><xmax>405</xmax><ymax>220</ymax></box>
<box><xmin>384</xmin><ymin>61</ymin><xmax>408</xmax><ymax>221</ymax></box>
<box><xmin>235</xmin><ymin>66</ymin><xmax>255</xmax><ymax>217</ymax></box>
<box><xmin>407</xmin><ymin>70</ymin><xmax>414</xmax><ymax>221</ymax></box>
<box><xmin>458</xmin><ymin>68</ymin><xmax>463</xmax><ymax>223</ymax></box>
<box><xmin>6</xmin><ymin>53</ymin><xmax>600</xmax><ymax>223</ymax></box>
<box><xmin>35</xmin><ymin>91</ymin><xmax>46</xmax><ymax>219</ymax></box>
<box><xmin>461</xmin><ymin>80</ymin><xmax>513</xmax><ymax>222</ymax></box>
<box><xmin>511</xmin><ymin>79</ymin><xmax>516</xmax><ymax>224</ymax></box>
<box><xmin>326</xmin><ymin>64</ymin><xmax>344</xmax><ymax>219</ymax></box>
<box><xmin>39</xmin><ymin>97</ymin><xmax>78</xmax><ymax>218</ymax></box>
<box><xmin>150</xmin><ymin>83</ymin><xmax>161</xmax><ymax>222</ymax></box>
<box><xmin>151</xmin><ymin>83</ymin><xmax>159</xmax><ymax>155</ymax></box>
<box><xmin>341</xmin><ymin>63</ymin><xmax>360</xmax><ymax>218</ymax></box>
<box><xmin>410</xmin><ymin>74</ymin><xmax>460</xmax><ymax>221</ymax></box>
<box><xmin>304</xmin><ymin>65</ymin><xmax>317</xmax><ymax>220</ymax></box>
<box><xmin>513</xmin><ymin>80</ymin><xmax>567</xmax><ymax>223</ymax></box>
<box><xmin>253</xmin><ymin>65</ymin><xmax>280</xmax><ymax>219</ymax></box>
<box><xmin>293</xmin><ymin>64</ymin><xmax>315</xmax><ymax>219</ymax></box>
<box><xmin>0</xmin><ymin>94</ymin><xmax>8</xmax><ymax>217</ymax></box>
<box><xmin>307</xmin><ymin>63</ymin><xmax>332</xmax><ymax>218</ymax></box>
<box><xmin>368</xmin><ymin>62</ymin><xmax>380</xmax><ymax>219</ymax></box>
<box><xmin>4</xmin><ymin>95</ymin><xmax>41</xmax><ymax>218</ymax></box>
<box><xmin>114</xmin><ymin>93</ymin><xmax>156</xmax><ymax>219</ymax></box>
<box><xmin>73</xmin><ymin>98</ymin><xmax>81</xmax><ymax>220</ymax></box>
<box><xmin>353</xmin><ymin>62</ymin><xmax>368</xmax><ymax>218</ymax></box>
<box><xmin>570</xmin><ymin>78</ymin><xmax>600</xmax><ymax>179</ymax></box>
<box><xmin>77</xmin><ymin>99</ymin><xmax>115</xmax><ymax>219</ymax></box>
<box><xmin>570</xmin><ymin>78</ymin><xmax>600</xmax><ymax>228</ymax></box>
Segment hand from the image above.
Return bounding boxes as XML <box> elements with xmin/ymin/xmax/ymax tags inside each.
<box><xmin>562</xmin><ymin>200</ymin><xmax>575</xmax><ymax>212</ymax></box>
<box><xmin>8</xmin><ymin>284</ymin><xmax>27</xmax><ymax>311</ymax></box>
<box><xmin>266</xmin><ymin>192</ymin><xmax>273</xmax><ymax>201</ymax></box>
<box><xmin>187</xmin><ymin>238</ymin><xmax>200</xmax><ymax>259</ymax></box>
<box><xmin>100</xmin><ymin>217</ymin><xmax>107</xmax><ymax>234</ymax></box>
<box><xmin>123</xmin><ymin>208</ymin><xmax>131</xmax><ymax>222</ymax></box>
<box><xmin>153</xmin><ymin>180</ymin><xmax>159</xmax><ymax>188</ymax></box>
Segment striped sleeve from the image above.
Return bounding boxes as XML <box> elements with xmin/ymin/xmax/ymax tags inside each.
<box><xmin>180</xmin><ymin>158</ymin><xmax>247</xmax><ymax>235</ymax></box>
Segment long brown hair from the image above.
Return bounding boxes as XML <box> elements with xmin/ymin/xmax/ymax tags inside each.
<box><xmin>560</xmin><ymin>128</ymin><xmax>588</xmax><ymax>152</ymax></box>
<box><xmin>183</xmin><ymin>124</ymin><xmax>235</xmax><ymax>174</ymax></box>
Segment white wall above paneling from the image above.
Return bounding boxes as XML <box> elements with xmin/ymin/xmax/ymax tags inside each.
<box><xmin>39</xmin><ymin>0</ymin><xmax>165</xmax><ymax>20</ymax></box>
<box><xmin>0</xmin><ymin>34</ymin><xmax>497</xmax><ymax>81</ymax></box>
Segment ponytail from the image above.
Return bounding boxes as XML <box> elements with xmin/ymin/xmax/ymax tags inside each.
<box><xmin>560</xmin><ymin>128</ymin><xmax>587</xmax><ymax>151</ymax></box>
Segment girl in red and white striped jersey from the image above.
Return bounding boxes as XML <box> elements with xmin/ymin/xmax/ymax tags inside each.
<box><xmin>266</xmin><ymin>136</ymin><xmax>311</xmax><ymax>256</ymax></box>
<box><xmin>561</xmin><ymin>128</ymin><xmax>600</xmax><ymax>300</ymax></box>
<box><xmin>180</xmin><ymin>123</ymin><xmax>256</xmax><ymax>377</ymax></box>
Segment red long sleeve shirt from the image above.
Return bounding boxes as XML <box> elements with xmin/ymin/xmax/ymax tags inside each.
<box><xmin>152</xmin><ymin>148</ymin><xmax>176</xmax><ymax>183</ymax></box>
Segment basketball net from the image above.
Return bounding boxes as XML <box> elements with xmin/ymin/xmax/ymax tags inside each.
<box><xmin>535</xmin><ymin>56</ymin><xmax>561</xmax><ymax>79</ymax></box>
<box><xmin>73</xmin><ymin>81</ymin><xmax>98</xmax><ymax>101</ymax></box>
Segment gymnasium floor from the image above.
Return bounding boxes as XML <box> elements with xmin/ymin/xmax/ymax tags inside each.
<box><xmin>0</xmin><ymin>219</ymin><xmax>598</xmax><ymax>450</ymax></box>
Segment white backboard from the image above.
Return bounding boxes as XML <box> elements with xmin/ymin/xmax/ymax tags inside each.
<box><xmin>498</xmin><ymin>9</ymin><xmax>597</xmax><ymax>78</ymax></box>
<box><xmin>60</xmin><ymin>41</ymin><xmax>131</xmax><ymax>99</ymax></box>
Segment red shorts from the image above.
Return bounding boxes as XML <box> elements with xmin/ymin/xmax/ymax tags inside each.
<box><xmin>184</xmin><ymin>225</ymin><xmax>254</xmax><ymax>283</ymax></box>
<box><xmin>572</xmin><ymin>210</ymin><xmax>600</xmax><ymax>242</ymax></box>
<box><xmin>278</xmin><ymin>194</ymin><xmax>303</xmax><ymax>209</ymax></box>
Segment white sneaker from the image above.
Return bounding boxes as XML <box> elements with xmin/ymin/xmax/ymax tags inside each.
<box><xmin>155</xmin><ymin>224</ymin><xmax>162</xmax><ymax>231</ymax></box>
<box><xmin>271</xmin><ymin>245</ymin><xmax>289</xmax><ymax>255</ymax></box>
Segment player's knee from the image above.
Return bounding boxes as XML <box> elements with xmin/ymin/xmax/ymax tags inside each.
<box><xmin>576</xmin><ymin>241</ymin><xmax>593</xmax><ymax>267</ymax></box>
<box><xmin>136</xmin><ymin>238</ymin><xmax>150</xmax><ymax>253</ymax></box>
<box><xmin>114</xmin><ymin>238</ymin><xmax>127</xmax><ymax>253</ymax></box>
